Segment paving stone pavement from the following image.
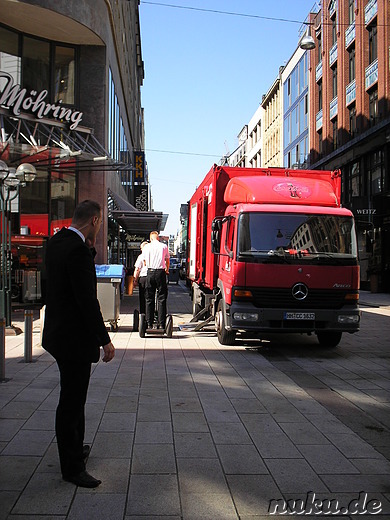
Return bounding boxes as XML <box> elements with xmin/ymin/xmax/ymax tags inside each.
<box><xmin>1</xmin><ymin>285</ymin><xmax>390</xmax><ymax>519</ymax></box>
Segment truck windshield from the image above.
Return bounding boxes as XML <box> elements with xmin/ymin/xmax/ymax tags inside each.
<box><xmin>237</xmin><ymin>212</ymin><xmax>357</xmax><ymax>264</ymax></box>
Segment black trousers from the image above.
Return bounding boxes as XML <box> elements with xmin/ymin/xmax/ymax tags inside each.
<box><xmin>138</xmin><ymin>276</ymin><xmax>147</xmax><ymax>314</ymax></box>
<box><xmin>56</xmin><ymin>359</ymin><xmax>91</xmax><ymax>478</ymax></box>
<box><xmin>145</xmin><ymin>269</ymin><xmax>167</xmax><ymax>328</ymax></box>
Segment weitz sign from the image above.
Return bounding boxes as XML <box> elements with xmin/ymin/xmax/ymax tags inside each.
<box><xmin>0</xmin><ymin>71</ymin><xmax>83</xmax><ymax>130</ymax></box>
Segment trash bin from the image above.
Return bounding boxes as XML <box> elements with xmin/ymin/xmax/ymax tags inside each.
<box><xmin>95</xmin><ymin>264</ymin><xmax>125</xmax><ymax>331</ymax></box>
<box><xmin>168</xmin><ymin>259</ymin><xmax>180</xmax><ymax>284</ymax></box>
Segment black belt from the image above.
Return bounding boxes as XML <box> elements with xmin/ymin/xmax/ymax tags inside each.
<box><xmin>148</xmin><ymin>268</ymin><xmax>164</xmax><ymax>271</ymax></box>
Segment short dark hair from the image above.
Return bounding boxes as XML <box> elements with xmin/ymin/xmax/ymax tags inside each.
<box><xmin>72</xmin><ymin>200</ymin><xmax>101</xmax><ymax>225</ymax></box>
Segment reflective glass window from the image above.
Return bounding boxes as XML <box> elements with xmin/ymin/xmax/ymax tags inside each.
<box><xmin>22</xmin><ymin>36</ymin><xmax>50</xmax><ymax>94</ymax></box>
<box><xmin>54</xmin><ymin>46</ymin><xmax>75</xmax><ymax>104</ymax></box>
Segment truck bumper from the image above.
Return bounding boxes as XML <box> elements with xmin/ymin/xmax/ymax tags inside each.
<box><xmin>226</xmin><ymin>301</ymin><xmax>361</xmax><ymax>334</ymax></box>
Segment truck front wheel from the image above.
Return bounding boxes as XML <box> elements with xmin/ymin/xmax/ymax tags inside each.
<box><xmin>216</xmin><ymin>300</ymin><xmax>236</xmax><ymax>345</ymax></box>
<box><xmin>316</xmin><ymin>331</ymin><xmax>342</xmax><ymax>348</ymax></box>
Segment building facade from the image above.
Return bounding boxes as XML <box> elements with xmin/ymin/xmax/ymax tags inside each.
<box><xmin>282</xmin><ymin>47</ymin><xmax>310</xmax><ymax>169</ymax></box>
<box><xmin>261</xmin><ymin>69</ymin><xmax>284</xmax><ymax>168</ymax></box>
<box><xmin>0</xmin><ymin>0</ymin><xmax>159</xmax><ymax>308</ymax></box>
<box><xmin>309</xmin><ymin>0</ymin><xmax>390</xmax><ymax>291</ymax></box>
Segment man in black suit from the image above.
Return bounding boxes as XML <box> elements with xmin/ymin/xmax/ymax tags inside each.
<box><xmin>42</xmin><ymin>200</ymin><xmax>115</xmax><ymax>488</ymax></box>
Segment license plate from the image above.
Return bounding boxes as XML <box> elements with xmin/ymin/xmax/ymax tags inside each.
<box><xmin>284</xmin><ymin>312</ymin><xmax>315</xmax><ymax>320</ymax></box>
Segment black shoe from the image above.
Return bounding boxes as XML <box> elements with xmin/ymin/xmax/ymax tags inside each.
<box><xmin>83</xmin><ymin>444</ymin><xmax>91</xmax><ymax>462</ymax></box>
<box><xmin>63</xmin><ymin>470</ymin><xmax>101</xmax><ymax>488</ymax></box>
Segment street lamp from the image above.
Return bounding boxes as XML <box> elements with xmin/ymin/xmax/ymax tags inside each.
<box><xmin>300</xmin><ymin>25</ymin><xmax>316</xmax><ymax>50</ymax></box>
<box><xmin>0</xmin><ymin>160</ymin><xmax>37</xmax><ymax>330</ymax></box>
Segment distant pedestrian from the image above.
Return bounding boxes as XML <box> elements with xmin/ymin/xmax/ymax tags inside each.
<box><xmin>142</xmin><ymin>231</ymin><xmax>170</xmax><ymax>328</ymax></box>
<box><xmin>42</xmin><ymin>200</ymin><xmax>115</xmax><ymax>488</ymax></box>
<box><xmin>133</xmin><ymin>241</ymin><xmax>148</xmax><ymax>314</ymax></box>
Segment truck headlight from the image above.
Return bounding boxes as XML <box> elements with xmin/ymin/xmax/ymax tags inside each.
<box><xmin>338</xmin><ymin>315</ymin><xmax>360</xmax><ymax>324</ymax></box>
<box><xmin>233</xmin><ymin>312</ymin><xmax>258</xmax><ymax>321</ymax></box>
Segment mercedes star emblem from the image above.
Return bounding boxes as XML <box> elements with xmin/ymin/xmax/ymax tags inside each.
<box><xmin>292</xmin><ymin>283</ymin><xmax>309</xmax><ymax>300</ymax></box>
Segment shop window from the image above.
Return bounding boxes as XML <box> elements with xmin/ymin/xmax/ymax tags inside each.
<box><xmin>0</xmin><ymin>26</ymin><xmax>21</xmax><ymax>86</ymax></box>
<box><xmin>22</xmin><ymin>36</ymin><xmax>50</xmax><ymax>95</ymax></box>
<box><xmin>50</xmin><ymin>171</ymin><xmax>76</xmax><ymax>234</ymax></box>
<box><xmin>54</xmin><ymin>46</ymin><xmax>75</xmax><ymax>104</ymax></box>
<box><xmin>368</xmin><ymin>150</ymin><xmax>383</xmax><ymax>196</ymax></box>
<box><xmin>350</xmin><ymin>162</ymin><xmax>360</xmax><ymax>198</ymax></box>
<box><xmin>20</xmin><ymin>169</ymin><xmax>49</xmax><ymax>235</ymax></box>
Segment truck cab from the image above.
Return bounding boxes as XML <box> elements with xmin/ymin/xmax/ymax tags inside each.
<box><xmin>188</xmin><ymin>165</ymin><xmax>360</xmax><ymax>348</ymax></box>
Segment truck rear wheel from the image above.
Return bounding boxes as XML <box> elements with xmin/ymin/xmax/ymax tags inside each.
<box><xmin>316</xmin><ymin>331</ymin><xmax>342</xmax><ymax>348</ymax></box>
<box><xmin>216</xmin><ymin>300</ymin><xmax>236</xmax><ymax>345</ymax></box>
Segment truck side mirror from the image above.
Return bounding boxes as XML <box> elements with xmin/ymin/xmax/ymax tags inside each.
<box><xmin>211</xmin><ymin>230</ymin><xmax>220</xmax><ymax>253</ymax></box>
<box><xmin>211</xmin><ymin>219</ymin><xmax>222</xmax><ymax>253</ymax></box>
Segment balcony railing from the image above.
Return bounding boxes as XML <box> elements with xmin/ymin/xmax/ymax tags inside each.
<box><xmin>346</xmin><ymin>79</ymin><xmax>356</xmax><ymax>106</ymax></box>
<box><xmin>365</xmin><ymin>59</ymin><xmax>378</xmax><ymax>90</ymax></box>
<box><xmin>345</xmin><ymin>21</ymin><xmax>355</xmax><ymax>48</ymax></box>
<box><xmin>316</xmin><ymin>61</ymin><xmax>323</xmax><ymax>82</ymax></box>
<box><xmin>316</xmin><ymin>109</ymin><xmax>323</xmax><ymax>131</ymax></box>
<box><xmin>365</xmin><ymin>0</ymin><xmax>377</xmax><ymax>25</ymax></box>
<box><xmin>329</xmin><ymin>43</ymin><xmax>338</xmax><ymax>67</ymax></box>
<box><xmin>329</xmin><ymin>0</ymin><xmax>337</xmax><ymax>18</ymax></box>
<box><xmin>330</xmin><ymin>97</ymin><xmax>338</xmax><ymax>119</ymax></box>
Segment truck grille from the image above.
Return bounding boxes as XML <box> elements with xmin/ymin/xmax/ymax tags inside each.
<box><xmin>241</xmin><ymin>288</ymin><xmax>351</xmax><ymax>310</ymax></box>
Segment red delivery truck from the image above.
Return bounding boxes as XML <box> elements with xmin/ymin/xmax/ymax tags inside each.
<box><xmin>187</xmin><ymin>164</ymin><xmax>360</xmax><ymax>348</ymax></box>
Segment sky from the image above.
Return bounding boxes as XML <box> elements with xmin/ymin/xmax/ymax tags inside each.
<box><xmin>139</xmin><ymin>0</ymin><xmax>318</xmax><ymax>236</ymax></box>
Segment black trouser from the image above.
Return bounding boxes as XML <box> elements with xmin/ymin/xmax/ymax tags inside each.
<box><xmin>138</xmin><ymin>276</ymin><xmax>147</xmax><ymax>314</ymax></box>
<box><xmin>56</xmin><ymin>359</ymin><xmax>91</xmax><ymax>478</ymax></box>
<box><xmin>145</xmin><ymin>268</ymin><xmax>167</xmax><ymax>328</ymax></box>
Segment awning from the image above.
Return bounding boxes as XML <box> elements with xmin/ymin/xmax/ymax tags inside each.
<box><xmin>108</xmin><ymin>189</ymin><xmax>168</xmax><ymax>234</ymax></box>
<box><xmin>111</xmin><ymin>210</ymin><xmax>168</xmax><ymax>235</ymax></box>
<box><xmin>0</xmin><ymin>109</ymin><xmax>134</xmax><ymax>172</ymax></box>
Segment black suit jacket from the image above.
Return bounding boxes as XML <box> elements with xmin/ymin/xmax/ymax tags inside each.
<box><xmin>42</xmin><ymin>227</ymin><xmax>110</xmax><ymax>363</ymax></box>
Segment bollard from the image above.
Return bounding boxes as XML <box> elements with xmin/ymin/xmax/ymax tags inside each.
<box><xmin>0</xmin><ymin>317</ymin><xmax>5</xmax><ymax>381</ymax></box>
<box><xmin>24</xmin><ymin>309</ymin><xmax>33</xmax><ymax>363</ymax></box>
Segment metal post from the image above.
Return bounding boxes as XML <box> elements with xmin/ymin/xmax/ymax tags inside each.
<box><xmin>24</xmin><ymin>309</ymin><xmax>33</xmax><ymax>363</ymax></box>
<box><xmin>0</xmin><ymin>317</ymin><xmax>5</xmax><ymax>381</ymax></box>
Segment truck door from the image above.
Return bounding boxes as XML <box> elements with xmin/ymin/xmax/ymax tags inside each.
<box><xmin>189</xmin><ymin>202</ymin><xmax>197</xmax><ymax>280</ymax></box>
<box><xmin>219</xmin><ymin>217</ymin><xmax>235</xmax><ymax>304</ymax></box>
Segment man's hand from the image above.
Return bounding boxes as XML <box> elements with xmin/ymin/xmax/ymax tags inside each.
<box><xmin>102</xmin><ymin>341</ymin><xmax>115</xmax><ymax>362</ymax></box>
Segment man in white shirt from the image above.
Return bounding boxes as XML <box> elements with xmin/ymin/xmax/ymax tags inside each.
<box><xmin>133</xmin><ymin>241</ymin><xmax>148</xmax><ymax>314</ymax></box>
<box><xmin>142</xmin><ymin>231</ymin><xmax>170</xmax><ymax>328</ymax></box>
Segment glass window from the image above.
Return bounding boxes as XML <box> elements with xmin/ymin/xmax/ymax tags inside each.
<box><xmin>284</xmin><ymin>114</ymin><xmax>290</xmax><ymax>148</ymax></box>
<box><xmin>54</xmin><ymin>46</ymin><xmax>75</xmax><ymax>104</ymax></box>
<box><xmin>0</xmin><ymin>26</ymin><xmax>21</xmax><ymax>87</ymax></box>
<box><xmin>368</xmin><ymin>24</ymin><xmax>377</xmax><ymax>64</ymax></box>
<box><xmin>350</xmin><ymin>162</ymin><xmax>360</xmax><ymax>197</ymax></box>
<box><xmin>291</xmin><ymin>68</ymin><xmax>297</xmax><ymax>104</ymax></box>
<box><xmin>291</xmin><ymin>107</ymin><xmax>298</xmax><ymax>142</ymax></box>
<box><xmin>349</xmin><ymin>47</ymin><xmax>355</xmax><ymax>82</ymax></box>
<box><xmin>22</xmin><ymin>36</ymin><xmax>50</xmax><ymax>95</ymax></box>
<box><xmin>332</xmin><ymin>65</ymin><xmax>337</xmax><ymax>98</ymax></box>
<box><xmin>333</xmin><ymin>119</ymin><xmax>338</xmax><ymax>150</ymax></box>
<box><xmin>20</xmin><ymin>169</ymin><xmax>50</xmax><ymax>235</ymax></box>
<box><xmin>349</xmin><ymin>0</ymin><xmax>355</xmax><ymax>24</ymax></box>
<box><xmin>318</xmin><ymin>81</ymin><xmax>322</xmax><ymax>110</ymax></box>
<box><xmin>369</xmin><ymin>88</ymin><xmax>378</xmax><ymax>124</ymax></box>
<box><xmin>50</xmin><ymin>171</ymin><xmax>76</xmax><ymax>234</ymax></box>
<box><xmin>349</xmin><ymin>105</ymin><xmax>356</xmax><ymax>136</ymax></box>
